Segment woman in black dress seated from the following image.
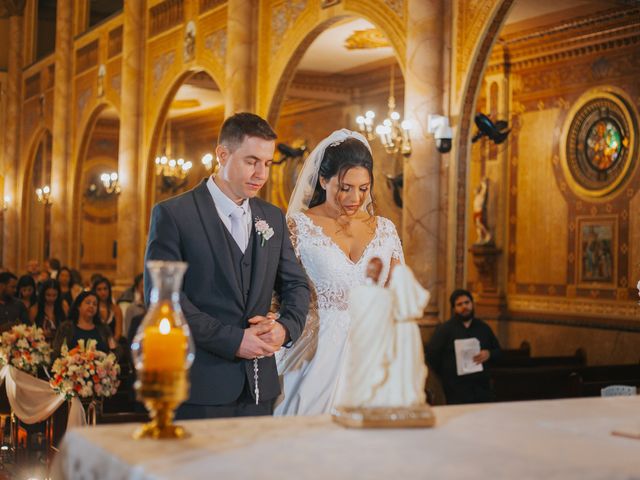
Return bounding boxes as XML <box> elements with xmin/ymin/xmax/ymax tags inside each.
<box><xmin>53</xmin><ymin>290</ymin><xmax>116</xmax><ymax>357</ymax></box>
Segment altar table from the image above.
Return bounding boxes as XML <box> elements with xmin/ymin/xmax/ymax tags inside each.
<box><xmin>53</xmin><ymin>396</ymin><xmax>640</xmax><ymax>479</ymax></box>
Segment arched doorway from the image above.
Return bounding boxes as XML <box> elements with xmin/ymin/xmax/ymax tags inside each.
<box><xmin>23</xmin><ymin>130</ymin><xmax>53</xmax><ymax>265</ymax></box>
<box><xmin>77</xmin><ymin>107</ymin><xmax>120</xmax><ymax>281</ymax></box>
<box><xmin>267</xmin><ymin>17</ymin><xmax>406</xmax><ymax>228</ymax></box>
<box><xmin>147</xmin><ymin>71</ymin><xmax>224</xmax><ymax>210</ymax></box>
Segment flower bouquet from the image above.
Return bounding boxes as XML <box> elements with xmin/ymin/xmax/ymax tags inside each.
<box><xmin>49</xmin><ymin>339</ymin><xmax>120</xmax><ymax>400</ymax></box>
<box><xmin>0</xmin><ymin>324</ymin><xmax>51</xmax><ymax>376</ymax></box>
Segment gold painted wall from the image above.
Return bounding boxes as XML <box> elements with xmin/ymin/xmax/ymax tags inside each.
<box><xmin>468</xmin><ymin>9</ymin><xmax>640</xmax><ymax>331</ymax></box>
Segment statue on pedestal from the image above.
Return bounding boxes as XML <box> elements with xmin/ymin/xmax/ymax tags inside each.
<box><xmin>332</xmin><ymin>258</ymin><xmax>434</xmax><ymax>428</ymax></box>
<box><xmin>473</xmin><ymin>177</ymin><xmax>492</xmax><ymax>245</ymax></box>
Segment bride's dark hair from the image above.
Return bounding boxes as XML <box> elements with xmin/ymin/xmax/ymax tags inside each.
<box><xmin>308</xmin><ymin>137</ymin><xmax>374</xmax><ymax>212</ymax></box>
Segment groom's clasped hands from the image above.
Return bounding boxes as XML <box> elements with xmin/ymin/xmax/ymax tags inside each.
<box><xmin>235</xmin><ymin>312</ymin><xmax>288</xmax><ymax>359</ymax></box>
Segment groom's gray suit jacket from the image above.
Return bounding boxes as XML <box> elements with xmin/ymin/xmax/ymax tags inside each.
<box><xmin>144</xmin><ymin>179</ymin><xmax>310</xmax><ymax>405</ymax></box>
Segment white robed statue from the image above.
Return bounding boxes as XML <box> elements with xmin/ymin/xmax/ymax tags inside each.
<box><xmin>333</xmin><ymin>258</ymin><xmax>434</xmax><ymax>427</ymax></box>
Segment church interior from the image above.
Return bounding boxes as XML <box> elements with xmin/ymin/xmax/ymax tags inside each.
<box><xmin>1</xmin><ymin>0</ymin><xmax>640</xmax><ymax>477</ymax></box>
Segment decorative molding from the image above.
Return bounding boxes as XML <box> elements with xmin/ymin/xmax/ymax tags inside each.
<box><xmin>270</xmin><ymin>0</ymin><xmax>308</xmax><ymax>57</ymax></box>
<box><xmin>508</xmin><ymin>294</ymin><xmax>640</xmax><ymax>321</ymax></box>
<box><xmin>383</xmin><ymin>0</ymin><xmax>404</xmax><ymax>20</ymax></box>
<box><xmin>77</xmin><ymin>87</ymin><xmax>93</xmax><ymax>121</ymax></box>
<box><xmin>345</xmin><ymin>28</ymin><xmax>391</xmax><ymax>50</ymax></box>
<box><xmin>455</xmin><ymin>0</ymin><xmax>497</xmax><ymax>95</ymax></box>
<box><xmin>110</xmin><ymin>74</ymin><xmax>121</xmax><ymax>95</ymax></box>
<box><xmin>204</xmin><ymin>29</ymin><xmax>227</xmax><ymax>64</ymax></box>
<box><xmin>454</xmin><ymin>0</ymin><xmax>514</xmax><ymax>287</ymax></box>
<box><xmin>152</xmin><ymin>50</ymin><xmax>176</xmax><ymax>89</ymax></box>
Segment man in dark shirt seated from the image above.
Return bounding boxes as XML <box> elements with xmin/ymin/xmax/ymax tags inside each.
<box><xmin>426</xmin><ymin>289</ymin><xmax>501</xmax><ymax>404</ymax></box>
<box><xmin>0</xmin><ymin>271</ymin><xmax>30</xmax><ymax>332</ymax></box>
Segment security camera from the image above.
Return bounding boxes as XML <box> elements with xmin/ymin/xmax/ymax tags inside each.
<box><xmin>428</xmin><ymin>115</ymin><xmax>453</xmax><ymax>154</ymax></box>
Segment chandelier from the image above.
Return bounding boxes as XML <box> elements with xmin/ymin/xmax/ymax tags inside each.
<box><xmin>155</xmin><ymin>119</ymin><xmax>192</xmax><ymax>192</ymax></box>
<box><xmin>35</xmin><ymin>185</ymin><xmax>52</xmax><ymax>205</ymax></box>
<box><xmin>100</xmin><ymin>172</ymin><xmax>121</xmax><ymax>195</ymax></box>
<box><xmin>356</xmin><ymin>64</ymin><xmax>411</xmax><ymax>157</ymax></box>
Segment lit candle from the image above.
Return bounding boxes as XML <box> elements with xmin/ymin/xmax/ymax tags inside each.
<box><xmin>144</xmin><ymin>317</ymin><xmax>186</xmax><ymax>372</ymax></box>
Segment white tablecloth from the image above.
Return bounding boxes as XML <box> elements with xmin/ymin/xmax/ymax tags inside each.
<box><xmin>53</xmin><ymin>396</ymin><xmax>640</xmax><ymax>480</ymax></box>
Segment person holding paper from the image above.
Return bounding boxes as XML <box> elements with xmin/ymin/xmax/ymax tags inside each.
<box><xmin>425</xmin><ymin>289</ymin><xmax>501</xmax><ymax>404</ymax></box>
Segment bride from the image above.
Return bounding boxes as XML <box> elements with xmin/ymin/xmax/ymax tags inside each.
<box><xmin>274</xmin><ymin>129</ymin><xmax>404</xmax><ymax>416</ymax></box>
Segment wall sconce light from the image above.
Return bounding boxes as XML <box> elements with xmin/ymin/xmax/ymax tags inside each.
<box><xmin>35</xmin><ymin>185</ymin><xmax>52</xmax><ymax>205</ymax></box>
<box><xmin>2</xmin><ymin>195</ymin><xmax>9</xmax><ymax>211</ymax></box>
<box><xmin>427</xmin><ymin>115</ymin><xmax>453</xmax><ymax>153</ymax></box>
<box><xmin>100</xmin><ymin>172</ymin><xmax>121</xmax><ymax>195</ymax></box>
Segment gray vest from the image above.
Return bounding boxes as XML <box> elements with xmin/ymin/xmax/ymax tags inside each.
<box><xmin>221</xmin><ymin>224</ymin><xmax>255</xmax><ymax>307</ymax></box>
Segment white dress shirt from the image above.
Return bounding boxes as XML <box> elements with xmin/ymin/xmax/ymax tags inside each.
<box><xmin>206</xmin><ymin>176</ymin><xmax>252</xmax><ymax>248</ymax></box>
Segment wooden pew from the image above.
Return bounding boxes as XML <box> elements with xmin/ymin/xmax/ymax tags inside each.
<box><xmin>492</xmin><ymin>347</ymin><xmax>586</xmax><ymax>369</ymax></box>
<box><xmin>567</xmin><ymin>364</ymin><xmax>640</xmax><ymax>397</ymax></box>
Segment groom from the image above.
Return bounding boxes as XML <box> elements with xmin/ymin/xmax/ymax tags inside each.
<box><xmin>144</xmin><ymin>112</ymin><xmax>310</xmax><ymax>419</ymax></box>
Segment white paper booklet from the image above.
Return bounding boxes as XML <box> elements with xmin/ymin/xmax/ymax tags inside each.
<box><xmin>454</xmin><ymin>338</ymin><xmax>483</xmax><ymax>376</ymax></box>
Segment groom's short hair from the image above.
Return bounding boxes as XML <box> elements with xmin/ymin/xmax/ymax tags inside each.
<box><xmin>218</xmin><ymin>112</ymin><xmax>277</xmax><ymax>151</ymax></box>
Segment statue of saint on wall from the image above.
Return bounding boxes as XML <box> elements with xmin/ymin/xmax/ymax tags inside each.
<box><xmin>473</xmin><ymin>177</ymin><xmax>492</xmax><ymax>245</ymax></box>
<box><xmin>184</xmin><ymin>21</ymin><xmax>196</xmax><ymax>62</ymax></box>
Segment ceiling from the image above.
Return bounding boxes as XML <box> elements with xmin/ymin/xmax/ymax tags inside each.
<box><xmin>296</xmin><ymin>18</ymin><xmax>395</xmax><ymax>73</ymax></box>
<box><xmin>295</xmin><ymin>1</ymin><xmax>623</xmax><ymax>75</ymax></box>
<box><xmin>101</xmin><ymin>1</ymin><xmax>631</xmax><ymax>121</ymax></box>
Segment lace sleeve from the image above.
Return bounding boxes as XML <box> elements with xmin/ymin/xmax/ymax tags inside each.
<box><xmin>382</xmin><ymin>217</ymin><xmax>405</xmax><ymax>263</ymax></box>
<box><xmin>286</xmin><ymin>215</ymin><xmax>301</xmax><ymax>260</ymax></box>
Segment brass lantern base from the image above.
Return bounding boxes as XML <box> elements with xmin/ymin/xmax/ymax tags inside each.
<box><xmin>133</xmin><ymin>370</ymin><xmax>190</xmax><ymax>440</ymax></box>
<box><xmin>331</xmin><ymin>404</ymin><xmax>435</xmax><ymax>429</ymax></box>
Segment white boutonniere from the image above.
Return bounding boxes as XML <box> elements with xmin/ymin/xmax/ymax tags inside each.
<box><xmin>255</xmin><ymin>218</ymin><xmax>274</xmax><ymax>247</ymax></box>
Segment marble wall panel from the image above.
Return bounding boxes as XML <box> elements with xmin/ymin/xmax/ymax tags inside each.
<box><xmin>514</xmin><ymin>108</ymin><xmax>568</xmax><ymax>285</ymax></box>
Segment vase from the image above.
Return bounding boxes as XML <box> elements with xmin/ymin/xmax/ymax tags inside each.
<box><xmin>131</xmin><ymin>261</ymin><xmax>195</xmax><ymax>439</ymax></box>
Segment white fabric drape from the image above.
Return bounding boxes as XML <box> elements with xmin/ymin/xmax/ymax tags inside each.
<box><xmin>0</xmin><ymin>365</ymin><xmax>86</xmax><ymax>429</ymax></box>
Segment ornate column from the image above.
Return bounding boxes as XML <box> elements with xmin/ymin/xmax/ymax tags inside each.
<box><xmin>403</xmin><ymin>0</ymin><xmax>445</xmax><ymax>320</ymax></box>
<box><xmin>49</xmin><ymin>0</ymin><xmax>73</xmax><ymax>264</ymax></box>
<box><xmin>225</xmin><ymin>0</ymin><xmax>254</xmax><ymax>115</ymax></box>
<box><xmin>2</xmin><ymin>1</ymin><xmax>26</xmax><ymax>272</ymax></box>
<box><xmin>116</xmin><ymin>0</ymin><xmax>145</xmax><ymax>289</ymax></box>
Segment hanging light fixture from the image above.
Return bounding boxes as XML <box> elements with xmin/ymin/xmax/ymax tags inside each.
<box><xmin>155</xmin><ymin>119</ymin><xmax>192</xmax><ymax>192</ymax></box>
<box><xmin>100</xmin><ymin>172</ymin><xmax>121</xmax><ymax>195</ymax></box>
<box><xmin>356</xmin><ymin>64</ymin><xmax>412</xmax><ymax>157</ymax></box>
<box><xmin>35</xmin><ymin>185</ymin><xmax>52</xmax><ymax>205</ymax></box>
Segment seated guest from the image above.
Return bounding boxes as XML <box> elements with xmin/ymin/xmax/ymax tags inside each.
<box><xmin>30</xmin><ymin>279</ymin><xmax>69</xmax><ymax>342</ymax></box>
<box><xmin>92</xmin><ymin>277</ymin><xmax>123</xmax><ymax>339</ymax></box>
<box><xmin>425</xmin><ymin>289</ymin><xmax>501</xmax><ymax>404</ymax></box>
<box><xmin>0</xmin><ymin>272</ymin><xmax>30</xmax><ymax>332</ymax></box>
<box><xmin>16</xmin><ymin>274</ymin><xmax>37</xmax><ymax>310</ymax></box>
<box><xmin>53</xmin><ymin>290</ymin><xmax>116</xmax><ymax>357</ymax></box>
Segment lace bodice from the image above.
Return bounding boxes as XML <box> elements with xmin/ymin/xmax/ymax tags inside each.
<box><xmin>288</xmin><ymin>212</ymin><xmax>404</xmax><ymax>312</ymax></box>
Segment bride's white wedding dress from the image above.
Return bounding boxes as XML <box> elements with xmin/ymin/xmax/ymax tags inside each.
<box><xmin>274</xmin><ymin>212</ymin><xmax>404</xmax><ymax>415</ymax></box>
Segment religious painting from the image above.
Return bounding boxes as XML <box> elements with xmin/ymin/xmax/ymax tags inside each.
<box><xmin>577</xmin><ymin>217</ymin><xmax>616</xmax><ymax>286</ymax></box>
<box><xmin>565</xmin><ymin>94</ymin><xmax>636</xmax><ymax>198</ymax></box>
